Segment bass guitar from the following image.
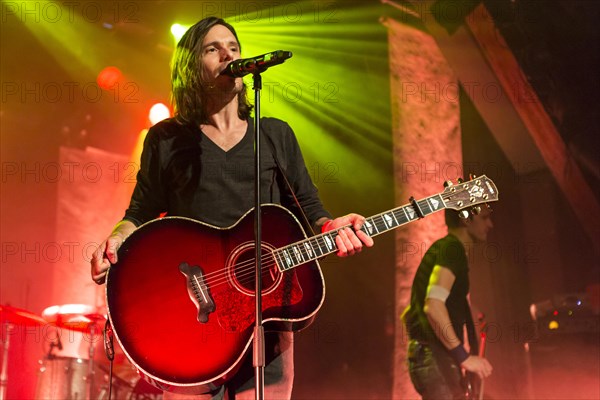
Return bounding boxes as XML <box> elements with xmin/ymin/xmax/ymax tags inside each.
<box><xmin>106</xmin><ymin>175</ymin><xmax>498</xmax><ymax>394</ymax></box>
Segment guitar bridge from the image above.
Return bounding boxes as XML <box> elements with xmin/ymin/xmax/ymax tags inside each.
<box><xmin>179</xmin><ymin>262</ymin><xmax>215</xmax><ymax>323</ymax></box>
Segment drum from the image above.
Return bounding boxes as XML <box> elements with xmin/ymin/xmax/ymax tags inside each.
<box><xmin>96</xmin><ymin>364</ymin><xmax>163</xmax><ymax>400</ymax></box>
<box><xmin>35</xmin><ymin>356</ymin><xmax>88</xmax><ymax>399</ymax></box>
<box><xmin>95</xmin><ymin>371</ymin><xmax>133</xmax><ymax>400</ymax></box>
<box><xmin>127</xmin><ymin>377</ymin><xmax>163</xmax><ymax>400</ymax></box>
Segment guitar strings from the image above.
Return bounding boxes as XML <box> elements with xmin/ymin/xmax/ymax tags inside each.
<box><xmin>199</xmin><ymin>186</ymin><xmax>474</xmax><ymax>291</ymax></box>
<box><xmin>199</xmin><ymin>198</ymin><xmax>424</xmax><ymax>291</ymax></box>
<box><xmin>207</xmin><ymin>231</ymin><xmax>339</xmax><ymax>290</ymax></box>
<box><xmin>199</xmin><ymin>232</ymin><xmax>338</xmax><ymax>291</ymax></box>
<box><xmin>199</xmin><ymin>223</ymin><xmax>343</xmax><ymax>285</ymax></box>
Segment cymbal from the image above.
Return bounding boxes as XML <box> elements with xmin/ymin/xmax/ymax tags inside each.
<box><xmin>42</xmin><ymin>304</ymin><xmax>106</xmax><ymax>332</ymax></box>
<box><xmin>0</xmin><ymin>304</ymin><xmax>46</xmax><ymax>327</ymax></box>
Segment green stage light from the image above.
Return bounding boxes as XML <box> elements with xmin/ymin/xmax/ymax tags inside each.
<box><xmin>225</xmin><ymin>2</ymin><xmax>391</xmax><ymax>197</ymax></box>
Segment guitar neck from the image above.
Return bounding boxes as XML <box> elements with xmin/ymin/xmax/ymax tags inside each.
<box><xmin>275</xmin><ymin>193</ymin><xmax>446</xmax><ymax>272</ymax></box>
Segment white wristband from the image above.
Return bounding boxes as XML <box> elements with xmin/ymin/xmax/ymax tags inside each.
<box><xmin>426</xmin><ymin>284</ymin><xmax>450</xmax><ymax>302</ymax></box>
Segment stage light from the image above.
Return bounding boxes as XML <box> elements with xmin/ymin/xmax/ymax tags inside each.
<box><xmin>548</xmin><ymin>320</ymin><xmax>559</xmax><ymax>330</ymax></box>
<box><xmin>171</xmin><ymin>23</ymin><xmax>188</xmax><ymax>42</ymax></box>
<box><xmin>97</xmin><ymin>66</ymin><xmax>122</xmax><ymax>90</ymax></box>
<box><xmin>149</xmin><ymin>103</ymin><xmax>171</xmax><ymax>125</ymax></box>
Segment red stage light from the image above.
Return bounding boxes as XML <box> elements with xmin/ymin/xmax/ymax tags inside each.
<box><xmin>97</xmin><ymin>66</ymin><xmax>122</xmax><ymax>90</ymax></box>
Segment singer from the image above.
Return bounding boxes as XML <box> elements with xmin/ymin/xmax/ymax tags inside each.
<box><xmin>90</xmin><ymin>16</ymin><xmax>374</xmax><ymax>400</ymax></box>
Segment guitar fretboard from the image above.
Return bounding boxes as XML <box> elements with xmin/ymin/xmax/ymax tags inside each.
<box><xmin>274</xmin><ymin>193</ymin><xmax>446</xmax><ymax>272</ymax></box>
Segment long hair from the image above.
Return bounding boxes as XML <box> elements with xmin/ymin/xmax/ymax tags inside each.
<box><xmin>170</xmin><ymin>17</ymin><xmax>253</xmax><ymax>125</ymax></box>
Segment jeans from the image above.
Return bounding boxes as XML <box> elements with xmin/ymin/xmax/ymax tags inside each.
<box><xmin>163</xmin><ymin>332</ymin><xmax>294</xmax><ymax>400</ymax></box>
<box><xmin>407</xmin><ymin>339</ymin><xmax>466</xmax><ymax>400</ymax></box>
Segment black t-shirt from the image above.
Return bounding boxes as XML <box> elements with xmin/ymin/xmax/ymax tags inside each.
<box><xmin>124</xmin><ymin>117</ymin><xmax>331</xmax><ymax>229</ymax></box>
<box><xmin>404</xmin><ymin>234</ymin><xmax>470</xmax><ymax>345</ymax></box>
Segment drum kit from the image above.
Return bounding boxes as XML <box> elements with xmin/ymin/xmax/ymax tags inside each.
<box><xmin>0</xmin><ymin>304</ymin><xmax>162</xmax><ymax>400</ymax></box>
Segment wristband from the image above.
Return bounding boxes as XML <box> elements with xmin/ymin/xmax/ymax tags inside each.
<box><xmin>321</xmin><ymin>220</ymin><xmax>334</xmax><ymax>233</ymax></box>
<box><xmin>449</xmin><ymin>344</ymin><xmax>469</xmax><ymax>364</ymax></box>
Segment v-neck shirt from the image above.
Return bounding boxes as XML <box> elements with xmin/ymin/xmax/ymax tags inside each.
<box><xmin>124</xmin><ymin>117</ymin><xmax>331</xmax><ymax>229</ymax></box>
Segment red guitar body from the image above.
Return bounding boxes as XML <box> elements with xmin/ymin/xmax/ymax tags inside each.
<box><xmin>106</xmin><ymin>204</ymin><xmax>324</xmax><ymax>394</ymax></box>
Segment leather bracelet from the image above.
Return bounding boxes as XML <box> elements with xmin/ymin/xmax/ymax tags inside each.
<box><xmin>449</xmin><ymin>344</ymin><xmax>469</xmax><ymax>364</ymax></box>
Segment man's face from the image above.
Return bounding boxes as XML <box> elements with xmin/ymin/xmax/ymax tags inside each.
<box><xmin>200</xmin><ymin>24</ymin><xmax>243</xmax><ymax>93</ymax></box>
<box><xmin>466</xmin><ymin>207</ymin><xmax>493</xmax><ymax>243</ymax></box>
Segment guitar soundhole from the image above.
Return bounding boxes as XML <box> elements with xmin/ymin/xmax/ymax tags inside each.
<box><xmin>227</xmin><ymin>242</ymin><xmax>282</xmax><ymax>296</ymax></box>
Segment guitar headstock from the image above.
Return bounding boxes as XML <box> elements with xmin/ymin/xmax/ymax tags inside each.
<box><xmin>442</xmin><ymin>175</ymin><xmax>498</xmax><ymax>212</ymax></box>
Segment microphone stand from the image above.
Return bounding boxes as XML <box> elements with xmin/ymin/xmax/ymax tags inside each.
<box><xmin>252</xmin><ymin>71</ymin><xmax>265</xmax><ymax>400</ymax></box>
<box><xmin>225</xmin><ymin>50</ymin><xmax>292</xmax><ymax>400</ymax></box>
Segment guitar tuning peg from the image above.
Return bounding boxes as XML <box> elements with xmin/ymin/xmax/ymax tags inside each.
<box><xmin>469</xmin><ymin>173</ymin><xmax>476</xmax><ymax>180</ymax></box>
<box><xmin>457</xmin><ymin>177</ymin><xmax>464</xmax><ymax>184</ymax></box>
<box><xmin>485</xmin><ymin>203</ymin><xmax>493</xmax><ymax>212</ymax></box>
<box><xmin>471</xmin><ymin>206</ymin><xmax>481</xmax><ymax>215</ymax></box>
<box><xmin>443</xmin><ymin>180</ymin><xmax>454</xmax><ymax>188</ymax></box>
<box><xmin>458</xmin><ymin>210</ymin><xmax>469</xmax><ymax>219</ymax></box>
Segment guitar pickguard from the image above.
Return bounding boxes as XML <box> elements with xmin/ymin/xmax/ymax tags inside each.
<box><xmin>210</xmin><ymin>242</ymin><xmax>304</xmax><ymax>331</ymax></box>
<box><xmin>215</xmin><ymin>266</ymin><xmax>304</xmax><ymax>332</ymax></box>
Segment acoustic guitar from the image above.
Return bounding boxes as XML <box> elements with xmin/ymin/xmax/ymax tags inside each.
<box><xmin>106</xmin><ymin>175</ymin><xmax>498</xmax><ymax>394</ymax></box>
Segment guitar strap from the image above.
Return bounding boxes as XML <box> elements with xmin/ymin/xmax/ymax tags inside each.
<box><xmin>260</xmin><ymin>120</ymin><xmax>318</xmax><ymax>236</ymax></box>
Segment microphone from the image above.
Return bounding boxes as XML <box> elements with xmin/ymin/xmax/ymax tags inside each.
<box><xmin>221</xmin><ymin>50</ymin><xmax>293</xmax><ymax>77</ymax></box>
